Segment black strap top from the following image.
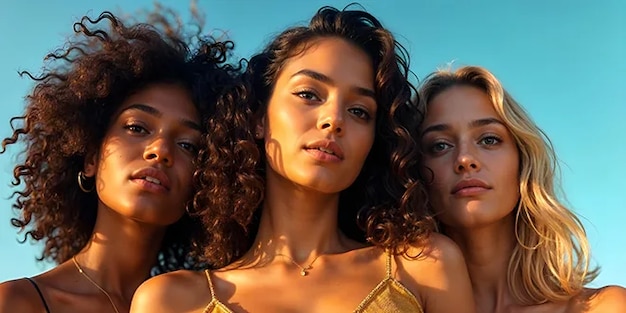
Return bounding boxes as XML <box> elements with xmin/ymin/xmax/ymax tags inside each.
<box><xmin>25</xmin><ymin>277</ymin><xmax>51</xmax><ymax>313</ymax></box>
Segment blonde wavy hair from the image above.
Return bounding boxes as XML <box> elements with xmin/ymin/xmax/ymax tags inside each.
<box><xmin>418</xmin><ymin>66</ymin><xmax>598</xmax><ymax>304</ymax></box>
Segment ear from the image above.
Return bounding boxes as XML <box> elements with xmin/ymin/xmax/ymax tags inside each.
<box><xmin>82</xmin><ymin>149</ymin><xmax>99</xmax><ymax>178</ymax></box>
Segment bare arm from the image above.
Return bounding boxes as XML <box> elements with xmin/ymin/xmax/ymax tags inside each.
<box><xmin>398</xmin><ymin>233</ymin><xmax>476</xmax><ymax>313</ymax></box>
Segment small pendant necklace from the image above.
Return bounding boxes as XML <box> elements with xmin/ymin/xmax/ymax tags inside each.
<box><xmin>276</xmin><ymin>253</ymin><xmax>322</xmax><ymax>276</ymax></box>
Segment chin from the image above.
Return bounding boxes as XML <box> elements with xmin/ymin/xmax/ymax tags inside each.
<box><xmin>437</xmin><ymin>206</ymin><xmax>483</xmax><ymax>228</ymax></box>
<box><xmin>298</xmin><ymin>183</ymin><xmax>344</xmax><ymax>195</ymax></box>
<box><xmin>290</xmin><ymin>172</ymin><xmax>353</xmax><ymax>193</ymax></box>
<box><xmin>129</xmin><ymin>208</ymin><xmax>185</xmax><ymax>226</ymax></box>
<box><xmin>135</xmin><ymin>216</ymin><xmax>181</xmax><ymax>227</ymax></box>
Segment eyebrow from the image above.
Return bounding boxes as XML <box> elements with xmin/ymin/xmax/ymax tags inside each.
<box><xmin>121</xmin><ymin>103</ymin><xmax>202</xmax><ymax>132</ymax></box>
<box><xmin>290</xmin><ymin>69</ymin><xmax>376</xmax><ymax>99</ymax></box>
<box><xmin>421</xmin><ymin>117</ymin><xmax>505</xmax><ymax>136</ymax></box>
<box><xmin>469</xmin><ymin>117</ymin><xmax>505</xmax><ymax>128</ymax></box>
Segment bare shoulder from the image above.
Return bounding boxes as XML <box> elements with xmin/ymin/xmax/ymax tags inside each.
<box><xmin>0</xmin><ymin>279</ymin><xmax>43</xmax><ymax>313</ymax></box>
<box><xmin>573</xmin><ymin>285</ymin><xmax>626</xmax><ymax>313</ymax></box>
<box><xmin>130</xmin><ymin>269</ymin><xmax>211</xmax><ymax>313</ymax></box>
<box><xmin>399</xmin><ymin>232</ymin><xmax>466</xmax><ymax>272</ymax></box>
<box><xmin>396</xmin><ymin>233</ymin><xmax>468</xmax><ymax>287</ymax></box>
<box><xmin>394</xmin><ymin>233</ymin><xmax>475</xmax><ymax>313</ymax></box>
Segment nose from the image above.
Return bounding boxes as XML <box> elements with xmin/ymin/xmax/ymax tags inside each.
<box><xmin>454</xmin><ymin>144</ymin><xmax>481</xmax><ymax>174</ymax></box>
<box><xmin>316</xmin><ymin>99</ymin><xmax>344</xmax><ymax>135</ymax></box>
<box><xmin>143</xmin><ymin>136</ymin><xmax>173</xmax><ymax>167</ymax></box>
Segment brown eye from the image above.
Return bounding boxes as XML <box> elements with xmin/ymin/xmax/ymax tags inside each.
<box><xmin>179</xmin><ymin>142</ymin><xmax>198</xmax><ymax>154</ymax></box>
<box><xmin>348</xmin><ymin>107</ymin><xmax>371</xmax><ymax>120</ymax></box>
<box><xmin>293</xmin><ymin>89</ymin><xmax>321</xmax><ymax>102</ymax></box>
<box><xmin>124</xmin><ymin>124</ymin><xmax>148</xmax><ymax>134</ymax></box>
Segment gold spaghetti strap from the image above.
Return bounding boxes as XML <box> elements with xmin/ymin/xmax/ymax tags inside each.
<box><xmin>386</xmin><ymin>250</ymin><xmax>392</xmax><ymax>278</ymax></box>
<box><xmin>204</xmin><ymin>269</ymin><xmax>216</xmax><ymax>299</ymax></box>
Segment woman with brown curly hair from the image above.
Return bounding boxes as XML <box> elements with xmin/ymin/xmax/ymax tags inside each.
<box><xmin>131</xmin><ymin>6</ymin><xmax>475</xmax><ymax>313</ymax></box>
<box><xmin>0</xmin><ymin>9</ymin><xmax>237</xmax><ymax>313</ymax></box>
<box><xmin>418</xmin><ymin>65</ymin><xmax>626</xmax><ymax>312</ymax></box>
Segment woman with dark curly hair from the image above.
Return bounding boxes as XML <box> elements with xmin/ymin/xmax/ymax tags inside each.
<box><xmin>0</xmin><ymin>9</ymin><xmax>237</xmax><ymax>313</ymax></box>
<box><xmin>131</xmin><ymin>6</ymin><xmax>475</xmax><ymax>313</ymax></box>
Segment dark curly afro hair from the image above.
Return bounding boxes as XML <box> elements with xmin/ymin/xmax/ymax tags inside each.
<box><xmin>1</xmin><ymin>9</ymin><xmax>240</xmax><ymax>275</ymax></box>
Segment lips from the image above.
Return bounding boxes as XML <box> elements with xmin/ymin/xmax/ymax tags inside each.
<box><xmin>304</xmin><ymin>139</ymin><xmax>345</xmax><ymax>160</ymax></box>
<box><xmin>130</xmin><ymin>167</ymin><xmax>172</xmax><ymax>191</ymax></box>
<box><xmin>451</xmin><ymin>178</ymin><xmax>491</xmax><ymax>195</ymax></box>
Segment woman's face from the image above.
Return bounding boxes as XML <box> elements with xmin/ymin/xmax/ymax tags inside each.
<box><xmin>420</xmin><ymin>85</ymin><xmax>520</xmax><ymax>229</ymax></box>
<box><xmin>87</xmin><ymin>82</ymin><xmax>202</xmax><ymax>226</ymax></box>
<box><xmin>261</xmin><ymin>37</ymin><xmax>377</xmax><ymax>194</ymax></box>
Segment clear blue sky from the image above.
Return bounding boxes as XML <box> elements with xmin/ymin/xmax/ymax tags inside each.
<box><xmin>0</xmin><ymin>0</ymin><xmax>624</xmax><ymax>288</ymax></box>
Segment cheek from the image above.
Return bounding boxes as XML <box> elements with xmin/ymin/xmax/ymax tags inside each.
<box><xmin>266</xmin><ymin>98</ymin><xmax>301</xmax><ymax>134</ymax></box>
<box><xmin>505</xmin><ymin>156</ymin><xmax>521</xmax><ymax>198</ymax></box>
<box><xmin>95</xmin><ymin>149</ymin><xmax>123</xmax><ymax>181</ymax></box>
<box><xmin>264</xmin><ymin>107</ymin><xmax>308</xmax><ymax>160</ymax></box>
<box><xmin>357</xmin><ymin>127</ymin><xmax>375</xmax><ymax>158</ymax></box>
<box><xmin>96</xmin><ymin>136</ymin><xmax>134</xmax><ymax>170</ymax></box>
<box><xmin>265</xmin><ymin>110</ymin><xmax>298</xmax><ymax>153</ymax></box>
<box><xmin>501</xmin><ymin>148</ymin><xmax>521</xmax><ymax>188</ymax></box>
<box><xmin>180</xmin><ymin>161</ymin><xmax>196</xmax><ymax>185</ymax></box>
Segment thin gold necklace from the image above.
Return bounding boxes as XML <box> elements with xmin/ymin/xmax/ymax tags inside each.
<box><xmin>72</xmin><ymin>256</ymin><xmax>121</xmax><ymax>313</ymax></box>
<box><xmin>276</xmin><ymin>253</ymin><xmax>322</xmax><ymax>276</ymax></box>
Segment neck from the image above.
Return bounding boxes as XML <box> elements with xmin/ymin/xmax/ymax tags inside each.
<box><xmin>444</xmin><ymin>212</ymin><xmax>517</xmax><ymax>312</ymax></box>
<box><xmin>250</xmin><ymin>170</ymin><xmax>351</xmax><ymax>264</ymax></box>
<box><xmin>74</xmin><ymin>203</ymin><xmax>167</xmax><ymax>302</ymax></box>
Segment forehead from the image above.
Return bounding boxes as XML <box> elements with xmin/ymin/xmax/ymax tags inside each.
<box><xmin>117</xmin><ymin>83</ymin><xmax>199</xmax><ymax>122</ymax></box>
<box><xmin>424</xmin><ymin>85</ymin><xmax>498</xmax><ymax>126</ymax></box>
<box><xmin>277</xmin><ymin>37</ymin><xmax>374</xmax><ymax>87</ymax></box>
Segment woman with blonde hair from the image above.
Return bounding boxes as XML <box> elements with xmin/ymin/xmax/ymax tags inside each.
<box><xmin>417</xmin><ymin>65</ymin><xmax>626</xmax><ymax>312</ymax></box>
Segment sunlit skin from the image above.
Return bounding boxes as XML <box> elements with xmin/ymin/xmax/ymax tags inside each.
<box><xmin>261</xmin><ymin>38</ymin><xmax>376</xmax><ymax>195</ymax></box>
<box><xmin>129</xmin><ymin>37</ymin><xmax>475</xmax><ymax>313</ymax></box>
<box><xmin>201</xmin><ymin>35</ymin><xmax>381</xmax><ymax>312</ymax></box>
<box><xmin>0</xmin><ymin>83</ymin><xmax>202</xmax><ymax>313</ymax></box>
<box><xmin>420</xmin><ymin>85</ymin><xmax>520</xmax><ymax>231</ymax></box>
<box><xmin>93</xmin><ymin>83</ymin><xmax>201</xmax><ymax>226</ymax></box>
<box><xmin>421</xmin><ymin>85</ymin><xmax>626</xmax><ymax>313</ymax></box>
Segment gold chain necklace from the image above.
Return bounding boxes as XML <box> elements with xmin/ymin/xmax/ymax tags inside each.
<box><xmin>72</xmin><ymin>256</ymin><xmax>121</xmax><ymax>313</ymax></box>
<box><xmin>276</xmin><ymin>253</ymin><xmax>322</xmax><ymax>276</ymax></box>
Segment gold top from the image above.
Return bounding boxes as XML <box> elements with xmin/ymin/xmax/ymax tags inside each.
<box><xmin>202</xmin><ymin>252</ymin><xmax>423</xmax><ymax>313</ymax></box>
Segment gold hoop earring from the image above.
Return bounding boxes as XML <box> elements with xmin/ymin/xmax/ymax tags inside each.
<box><xmin>77</xmin><ymin>171</ymin><xmax>94</xmax><ymax>193</ymax></box>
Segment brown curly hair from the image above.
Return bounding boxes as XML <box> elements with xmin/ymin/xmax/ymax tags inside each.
<box><xmin>192</xmin><ymin>5</ymin><xmax>435</xmax><ymax>268</ymax></box>
<box><xmin>1</xmin><ymin>10</ymin><xmax>238</xmax><ymax>274</ymax></box>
